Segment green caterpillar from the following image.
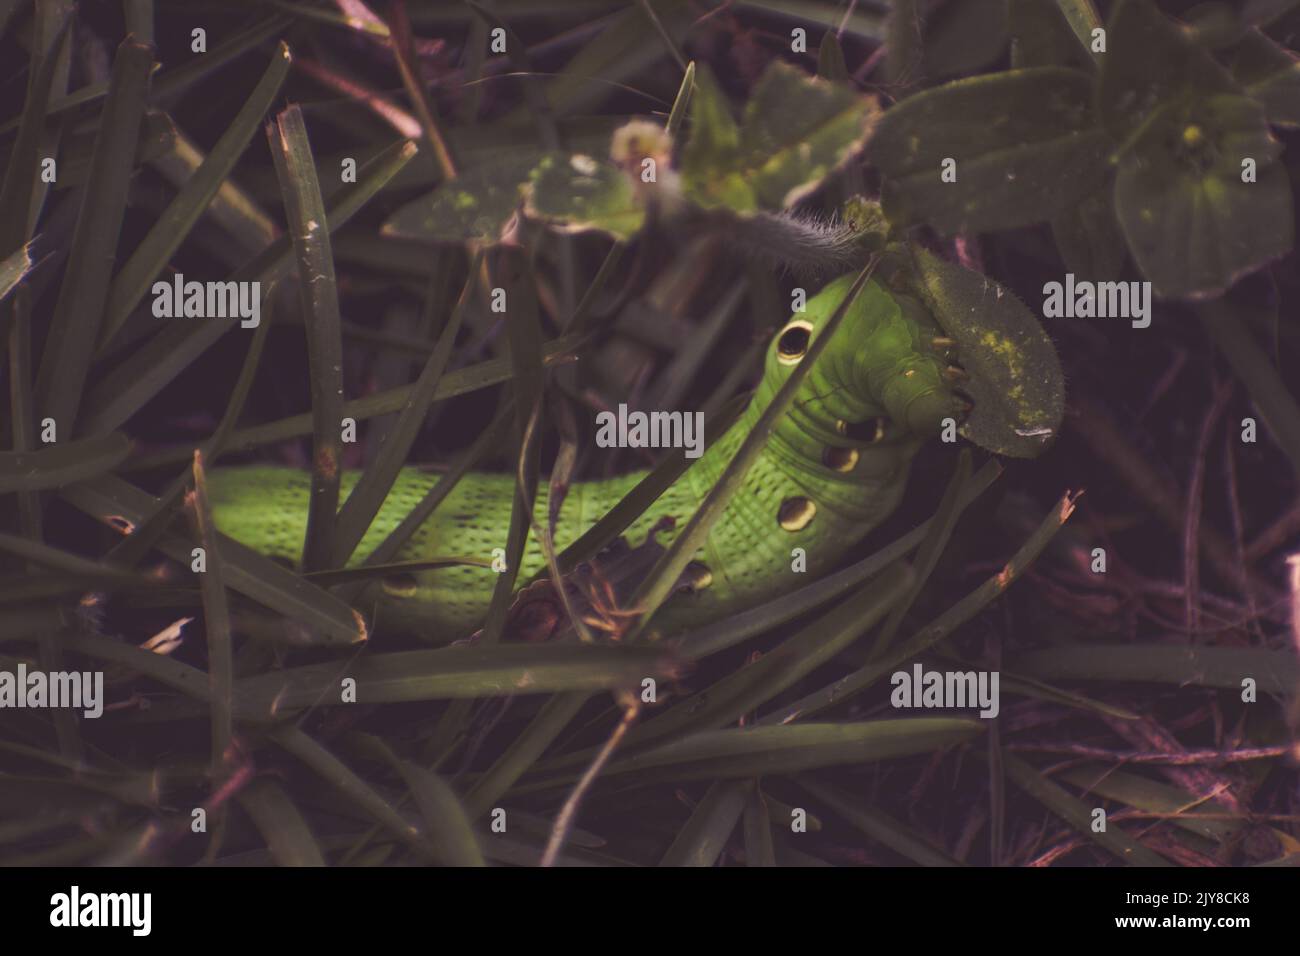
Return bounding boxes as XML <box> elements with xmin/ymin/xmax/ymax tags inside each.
<box><xmin>208</xmin><ymin>271</ymin><xmax>1000</xmax><ymax>639</ymax></box>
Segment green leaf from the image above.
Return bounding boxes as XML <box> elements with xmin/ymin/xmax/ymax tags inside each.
<box><xmin>1098</xmin><ymin>0</ymin><xmax>1241</xmax><ymax>143</ymax></box>
<box><xmin>907</xmin><ymin>247</ymin><xmax>1065</xmax><ymax>458</ymax></box>
<box><xmin>874</xmin><ymin>67</ymin><xmax>1108</xmax><ymax>233</ymax></box>
<box><xmin>1008</xmin><ymin>0</ymin><xmax>1093</xmax><ymax>70</ymax></box>
<box><xmin>382</xmin><ymin>152</ymin><xmax>540</xmax><ymax>242</ymax></box>
<box><xmin>680</xmin><ymin>64</ymin><xmax>750</xmax><ymax>212</ymax></box>
<box><xmin>923</xmin><ymin>0</ymin><xmax>1009</xmax><ymax>78</ymax></box>
<box><xmin>524</xmin><ymin>152</ymin><xmax>644</xmax><ymax>239</ymax></box>
<box><xmin>682</xmin><ymin>62</ymin><xmax>875</xmax><ymax>214</ymax></box>
<box><xmin>817</xmin><ymin>30</ymin><xmax>848</xmax><ymax>82</ymax></box>
<box><xmin>1220</xmin><ymin>28</ymin><xmax>1300</xmax><ymax>126</ymax></box>
<box><xmin>740</xmin><ymin>61</ymin><xmax>876</xmax><ymax>209</ymax></box>
<box><xmin>1113</xmin><ymin>93</ymin><xmax>1293</xmax><ymax>298</ymax></box>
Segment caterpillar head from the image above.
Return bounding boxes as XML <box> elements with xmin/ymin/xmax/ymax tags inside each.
<box><xmin>768</xmin><ymin>274</ymin><xmax>966</xmax><ymax>447</ymax></box>
<box><xmin>771</xmin><ymin>251</ymin><xmax>1064</xmax><ymax>460</ymax></box>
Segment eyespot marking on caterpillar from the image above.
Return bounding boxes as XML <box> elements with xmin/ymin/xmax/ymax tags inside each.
<box><xmin>382</xmin><ymin>573</ymin><xmax>420</xmax><ymax>598</ymax></box>
<box><xmin>843</xmin><ymin>416</ymin><xmax>888</xmax><ymax>444</ymax></box>
<box><xmin>778</xmin><ymin>496</ymin><xmax>816</xmax><ymax>531</ymax></box>
<box><xmin>822</xmin><ymin>446</ymin><xmax>859</xmax><ymax>472</ymax></box>
<box><xmin>678</xmin><ymin>561</ymin><xmax>714</xmax><ymax>593</ymax></box>
<box><xmin>776</xmin><ymin>321</ymin><xmax>814</xmax><ymax>365</ymax></box>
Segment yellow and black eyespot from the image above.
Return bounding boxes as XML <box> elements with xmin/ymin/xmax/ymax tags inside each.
<box><xmin>776</xmin><ymin>320</ymin><xmax>814</xmax><ymax>365</ymax></box>
<box><xmin>843</xmin><ymin>416</ymin><xmax>889</xmax><ymax>444</ymax></box>
<box><xmin>778</xmin><ymin>496</ymin><xmax>816</xmax><ymax>531</ymax></box>
<box><xmin>381</xmin><ymin>573</ymin><xmax>419</xmax><ymax>598</ymax></box>
<box><xmin>822</xmin><ymin>446</ymin><xmax>860</xmax><ymax>472</ymax></box>
<box><xmin>677</xmin><ymin>561</ymin><xmax>714</xmax><ymax>594</ymax></box>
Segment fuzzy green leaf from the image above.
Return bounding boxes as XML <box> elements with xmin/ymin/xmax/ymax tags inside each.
<box><xmin>524</xmin><ymin>152</ymin><xmax>644</xmax><ymax>239</ymax></box>
<box><xmin>908</xmin><ymin>248</ymin><xmax>1065</xmax><ymax>458</ymax></box>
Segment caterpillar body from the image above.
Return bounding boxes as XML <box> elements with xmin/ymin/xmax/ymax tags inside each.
<box><xmin>209</xmin><ymin>273</ymin><xmax>963</xmax><ymax>639</ymax></box>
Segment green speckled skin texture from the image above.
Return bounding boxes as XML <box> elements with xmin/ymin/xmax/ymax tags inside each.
<box><xmin>208</xmin><ymin>275</ymin><xmax>953</xmax><ymax>640</ymax></box>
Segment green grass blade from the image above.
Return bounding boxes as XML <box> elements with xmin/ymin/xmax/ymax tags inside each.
<box><xmin>270</xmin><ymin>104</ymin><xmax>346</xmax><ymax>571</ymax></box>
<box><xmin>231</xmin><ymin>643</ymin><xmax>679</xmax><ymax>720</ymax></box>
<box><xmin>742</xmin><ymin>784</ymin><xmax>776</xmax><ymax>866</ymax></box>
<box><xmin>270</xmin><ymin>725</ymin><xmax>431</xmax><ymax>858</ymax></box>
<box><xmin>60</xmin><ymin>474</ymin><xmax>366</xmax><ymax>645</ymax></box>
<box><xmin>80</xmin><ymin>137</ymin><xmax>418</xmax><ymax>435</ymax></box>
<box><xmin>32</xmin><ymin>38</ymin><xmax>153</xmax><ymax>434</ymax></box>
<box><xmin>762</xmin><ymin>492</ymin><xmax>1079</xmax><ymax>725</ymax></box>
<box><xmin>185</xmin><ymin>451</ymin><xmax>235</xmax><ymax>805</ymax></box>
<box><xmin>594</xmin><ymin>563</ymin><xmax>912</xmax><ymax>757</ymax></box>
<box><xmin>1200</xmin><ymin>299</ymin><xmax>1300</xmax><ymax>483</ymax></box>
<box><xmin>1057</xmin><ymin>764</ymin><xmax>1241</xmax><ymax>844</ymax></box>
<box><xmin>0</xmin><ymin>239</ymin><xmax>38</xmax><ymax>303</ymax></box>
<box><xmin>658</xmin><ymin>779</ymin><xmax>750</xmax><ymax>866</ymax></box>
<box><xmin>235</xmin><ymin>778</ymin><xmax>327</xmax><ymax>866</ymax></box>
<box><xmin>6</xmin><ymin>288</ymin><xmax>42</xmax><ymax>540</ymax></box>
<box><xmin>795</xmin><ymin>775</ymin><xmax>963</xmax><ymax>866</ymax></box>
<box><xmin>1003</xmin><ymin>752</ymin><xmax>1172</xmax><ymax>866</ymax></box>
<box><xmin>479</xmin><ymin>248</ymin><xmax>545</xmax><ymax>645</ymax></box>
<box><xmin>527</xmin><ymin>719</ymin><xmax>984</xmax><ymax>790</ymax></box>
<box><xmin>0</xmin><ymin>19</ymin><xmax>71</xmax><ymax>251</ymax></box>
<box><xmin>396</xmin><ymin>761</ymin><xmax>486</xmax><ymax>867</ymax></box>
<box><xmin>101</xmin><ymin>42</ymin><xmax>292</xmax><ymax>343</ymax></box>
<box><xmin>121</xmin><ymin>336</ymin><xmax>579</xmax><ymax>471</ymax></box>
<box><xmin>462</xmin><ymin>692</ymin><xmax>589</xmax><ymax>819</ymax></box>
<box><xmin>542</xmin><ymin>392</ymin><xmax>747</xmax><ymax>580</ymax></box>
<box><xmin>0</xmin><ymin>432</ymin><xmax>130</xmax><ymax>492</ymax></box>
<box><xmin>1011</xmin><ymin>644</ymin><xmax>1300</xmax><ymax>694</ymax></box>
<box><xmin>332</xmin><ymin>248</ymin><xmax>483</xmax><ymax>567</ymax></box>
<box><xmin>871</xmin><ymin>449</ymin><xmax>973</xmax><ymax>656</ymax></box>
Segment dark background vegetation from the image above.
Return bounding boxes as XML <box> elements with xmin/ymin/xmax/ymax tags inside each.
<box><xmin>1</xmin><ymin>0</ymin><xmax>1298</xmax><ymax>867</ymax></box>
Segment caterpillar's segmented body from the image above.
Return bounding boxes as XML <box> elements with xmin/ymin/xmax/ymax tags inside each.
<box><xmin>209</xmin><ymin>274</ymin><xmax>961</xmax><ymax>639</ymax></box>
